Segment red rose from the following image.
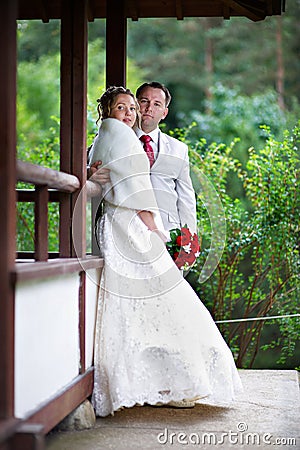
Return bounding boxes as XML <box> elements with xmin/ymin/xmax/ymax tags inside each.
<box><xmin>176</xmin><ymin>235</ymin><xmax>183</xmax><ymax>246</ymax></box>
<box><xmin>167</xmin><ymin>226</ymin><xmax>198</xmax><ymax>269</ymax></box>
<box><xmin>179</xmin><ymin>227</ymin><xmax>192</xmax><ymax>246</ymax></box>
<box><xmin>185</xmin><ymin>251</ymin><xmax>196</xmax><ymax>265</ymax></box>
<box><xmin>174</xmin><ymin>248</ymin><xmax>195</xmax><ymax>269</ymax></box>
<box><xmin>174</xmin><ymin>250</ymin><xmax>187</xmax><ymax>269</ymax></box>
<box><xmin>173</xmin><ymin>251</ymin><xmax>179</xmax><ymax>261</ymax></box>
<box><xmin>191</xmin><ymin>234</ymin><xmax>200</xmax><ymax>253</ymax></box>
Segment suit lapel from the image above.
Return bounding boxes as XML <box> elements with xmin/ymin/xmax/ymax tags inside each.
<box><xmin>156</xmin><ymin>131</ymin><xmax>169</xmax><ymax>161</ymax></box>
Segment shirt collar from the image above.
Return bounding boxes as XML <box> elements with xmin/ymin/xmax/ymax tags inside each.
<box><xmin>135</xmin><ymin>127</ymin><xmax>159</xmax><ymax>145</ymax></box>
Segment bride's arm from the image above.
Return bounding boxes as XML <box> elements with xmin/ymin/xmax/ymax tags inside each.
<box><xmin>137</xmin><ymin>210</ymin><xmax>168</xmax><ymax>242</ymax></box>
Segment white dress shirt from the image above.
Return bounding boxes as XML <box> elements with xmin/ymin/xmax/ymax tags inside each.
<box><xmin>135</xmin><ymin>127</ymin><xmax>160</xmax><ymax>160</ymax></box>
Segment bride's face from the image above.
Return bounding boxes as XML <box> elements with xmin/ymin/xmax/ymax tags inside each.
<box><xmin>110</xmin><ymin>94</ymin><xmax>137</xmax><ymax>128</ymax></box>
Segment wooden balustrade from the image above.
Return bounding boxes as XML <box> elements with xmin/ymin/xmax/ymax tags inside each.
<box><xmin>16</xmin><ymin>160</ymin><xmax>102</xmax><ymax>261</ymax></box>
<box><xmin>16</xmin><ymin>160</ymin><xmax>102</xmax><ymax>198</ymax></box>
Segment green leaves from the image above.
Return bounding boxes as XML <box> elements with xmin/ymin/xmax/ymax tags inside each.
<box><xmin>186</xmin><ymin>121</ymin><xmax>300</xmax><ymax>368</ymax></box>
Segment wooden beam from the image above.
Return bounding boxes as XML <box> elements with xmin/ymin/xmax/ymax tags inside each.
<box><xmin>72</xmin><ymin>0</ymin><xmax>88</xmax><ymax>258</ymax></box>
<box><xmin>60</xmin><ymin>0</ymin><xmax>73</xmax><ymax>257</ymax></box>
<box><xmin>106</xmin><ymin>0</ymin><xmax>127</xmax><ymax>87</ymax></box>
<box><xmin>266</xmin><ymin>0</ymin><xmax>273</xmax><ymax>15</ymax></box>
<box><xmin>25</xmin><ymin>369</ymin><xmax>94</xmax><ymax>435</ymax></box>
<box><xmin>127</xmin><ymin>0</ymin><xmax>139</xmax><ymax>21</ymax></box>
<box><xmin>12</xmin><ymin>257</ymin><xmax>103</xmax><ymax>282</ymax></box>
<box><xmin>175</xmin><ymin>0</ymin><xmax>184</xmax><ymax>20</ymax></box>
<box><xmin>221</xmin><ymin>0</ymin><xmax>265</xmax><ymax>21</ymax></box>
<box><xmin>16</xmin><ymin>181</ymin><xmax>101</xmax><ymax>203</ymax></box>
<box><xmin>79</xmin><ymin>271</ymin><xmax>86</xmax><ymax>373</ymax></box>
<box><xmin>34</xmin><ymin>186</ymin><xmax>48</xmax><ymax>262</ymax></box>
<box><xmin>0</xmin><ymin>418</ymin><xmax>22</xmax><ymax>446</ymax></box>
<box><xmin>16</xmin><ymin>0</ymin><xmax>285</xmax><ymax>20</ymax></box>
<box><xmin>0</xmin><ymin>0</ymin><xmax>17</xmax><ymax>420</ymax></box>
<box><xmin>16</xmin><ymin>251</ymin><xmax>60</xmax><ymax>260</ymax></box>
<box><xmin>10</xmin><ymin>423</ymin><xmax>45</xmax><ymax>450</ymax></box>
<box><xmin>222</xmin><ymin>4</ymin><xmax>231</xmax><ymax>19</ymax></box>
<box><xmin>40</xmin><ymin>0</ymin><xmax>49</xmax><ymax>23</ymax></box>
<box><xmin>60</xmin><ymin>0</ymin><xmax>88</xmax><ymax>258</ymax></box>
<box><xmin>87</xmin><ymin>0</ymin><xmax>95</xmax><ymax>22</ymax></box>
<box><xmin>16</xmin><ymin>160</ymin><xmax>80</xmax><ymax>193</ymax></box>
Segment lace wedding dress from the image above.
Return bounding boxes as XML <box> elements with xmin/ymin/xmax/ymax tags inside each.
<box><xmin>90</xmin><ymin>119</ymin><xmax>242</xmax><ymax>417</ymax></box>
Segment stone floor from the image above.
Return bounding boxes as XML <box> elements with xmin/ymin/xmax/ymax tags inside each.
<box><xmin>46</xmin><ymin>370</ymin><xmax>299</xmax><ymax>450</ymax></box>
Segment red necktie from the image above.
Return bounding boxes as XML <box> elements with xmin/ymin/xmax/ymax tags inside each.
<box><xmin>140</xmin><ymin>135</ymin><xmax>155</xmax><ymax>167</ymax></box>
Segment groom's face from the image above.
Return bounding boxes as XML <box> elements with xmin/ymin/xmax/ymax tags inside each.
<box><xmin>137</xmin><ymin>87</ymin><xmax>169</xmax><ymax>133</ymax></box>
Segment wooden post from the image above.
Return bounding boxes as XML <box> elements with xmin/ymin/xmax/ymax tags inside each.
<box><xmin>0</xmin><ymin>0</ymin><xmax>17</xmax><ymax>420</ymax></box>
<box><xmin>93</xmin><ymin>0</ymin><xmax>127</xmax><ymax>256</ymax></box>
<box><xmin>72</xmin><ymin>0</ymin><xmax>88</xmax><ymax>259</ymax></box>
<box><xmin>60</xmin><ymin>0</ymin><xmax>88</xmax><ymax>258</ymax></box>
<box><xmin>79</xmin><ymin>271</ymin><xmax>86</xmax><ymax>374</ymax></box>
<box><xmin>60</xmin><ymin>0</ymin><xmax>73</xmax><ymax>257</ymax></box>
<box><xmin>34</xmin><ymin>186</ymin><xmax>48</xmax><ymax>261</ymax></box>
<box><xmin>10</xmin><ymin>424</ymin><xmax>45</xmax><ymax>450</ymax></box>
<box><xmin>106</xmin><ymin>0</ymin><xmax>127</xmax><ymax>87</ymax></box>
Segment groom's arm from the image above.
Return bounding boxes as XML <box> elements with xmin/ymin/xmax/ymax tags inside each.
<box><xmin>175</xmin><ymin>145</ymin><xmax>197</xmax><ymax>234</ymax></box>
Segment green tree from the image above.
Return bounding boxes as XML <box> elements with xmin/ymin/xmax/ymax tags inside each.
<box><xmin>127</xmin><ymin>3</ymin><xmax>300</xmax><ymax>127</ymax></box>
<box><xmin>184</xmin><ymin>122</ymin><xmax>300</xmax><ymax>368</ymax></box>
<box><xmin>17</xmin><ymin>19</ymin><xmax>60</xmax><ymax>62</ymax></box>
<box><xmin>17</xmin><ymin>54</ymin><xmax>60</xmax><ymax>158</ymax></box>
<box><xmin>180</xmin><ymin>83</ymin><xmax>290</xmax><ymax>152</ymax></box>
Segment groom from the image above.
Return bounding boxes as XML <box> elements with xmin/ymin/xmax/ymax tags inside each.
<box><xmin>89</xmin><ymin>81</ymin><xmax>197</xmax><ymax>234</ymax></box>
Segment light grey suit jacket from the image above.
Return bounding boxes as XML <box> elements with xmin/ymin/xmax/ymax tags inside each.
<box><xmin>136</xmin><ymin>128</ymin><xmax>197</xmax><ymax>233</ymax></box>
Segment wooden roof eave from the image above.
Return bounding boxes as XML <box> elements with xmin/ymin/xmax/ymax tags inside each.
<box><xmin>16</xmin><ymin>0</ymin><xmax>285</xmax><ymax>22</ymax></box>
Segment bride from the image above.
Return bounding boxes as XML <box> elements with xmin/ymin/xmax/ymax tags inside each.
<box><xmin>89</xmin><ymin>86</ymin><xmax>242</xmax><ymax>417</ymax></box>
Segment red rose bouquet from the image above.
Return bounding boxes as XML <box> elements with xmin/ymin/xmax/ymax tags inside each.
<box><xmin>166</xmin><ymin>225</ymin><xmax>200</xmax><ymax>270</ymax></box>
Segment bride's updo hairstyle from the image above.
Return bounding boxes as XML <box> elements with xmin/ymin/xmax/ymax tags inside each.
<box><xmin>96</xmin><ymin>86</ymin><xmax>139</xmax><ymax>126</ymax></box>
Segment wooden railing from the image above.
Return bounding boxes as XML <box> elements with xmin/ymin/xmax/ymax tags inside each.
<box><xmin>16</xmin><ymin>160</ymin><xmax>101</xmax><ymax>200</ymax></box>
<box><xmin>17</xmin><ymin>160</ymin><xmax>81</xmax><ymax>193</ymax></box>
<box><xmin>16</xmin><ymin>160</ymin><xmax>101</xmax><ymax>261</ymax></box>
<box><xmin>6</xmin><ymin>160</ymin><xmax>104</xmax><ymax>445</ymax></box>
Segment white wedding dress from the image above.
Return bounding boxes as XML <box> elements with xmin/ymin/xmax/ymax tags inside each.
<box><xmin>90</xmin><ymin>119</ymin><xmax>242</xmax><ymax>417</ymax></box>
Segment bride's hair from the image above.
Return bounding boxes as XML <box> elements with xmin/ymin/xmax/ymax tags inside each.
<box><xmin>96</xmin><ymin>86</ymin><xmax>140</xmax><ymax>126</ymax></box>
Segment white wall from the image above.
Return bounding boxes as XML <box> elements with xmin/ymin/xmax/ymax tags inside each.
<box><xmin>14</xmin><ymin>268</ymin><xmax>100</xmax><ymax>418</ymax></box>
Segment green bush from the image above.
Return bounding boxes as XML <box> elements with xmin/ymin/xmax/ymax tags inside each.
<box><xmin>182</xmin><ymin>122</ymin><xmax>300</xmax><ymax>368</ymax></box>
<box><xmin>178</xmin><ymin>83</ymin><xmax>300</xmax><ymax>163</ymax></box>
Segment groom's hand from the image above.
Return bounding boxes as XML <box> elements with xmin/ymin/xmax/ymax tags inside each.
<box><xmin>88</xmin><ymin>160</ymin><xmax>111</xmax><ymax>185</ymax></box>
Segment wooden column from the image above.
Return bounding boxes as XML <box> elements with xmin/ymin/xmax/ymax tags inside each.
<box><xmin>79</xmin><ymin>271</ymin><xmax>86</xmax><ymax>373</ymax></box>
<box><xmin>60</xmin><ymin>0</ymin><xmax>73</xmax><ymax>257</ymax></box>
<box><xmin>92</xmin><ymin>0</ymin><xmax>127</xmax><ymax>256</ymax></box>
<box><xmin>34</xmin><ymin>185</ymin><xmax>48</xmax><ymax>261</ymax></box>
<box><xmin>60</xmin><ymin>1</ymin><xmax>88</xmax><ymax>404</ymax></box>
<box><xmin>10</xmin><ymin>424</ymin><xmax>44</xmax><ymax>450</ymax></box>
<box><xmin>0</xmin><ymin>0</ymin><xmax>17</xmax><ymax>420</ymax></box>
<box><xmin>60</xmin><ymin>0</ymin><xmax>88</xmax><ymax>258</ymax></box>
<box><xmin>106</xmin><ymin>0</ymin><xmax>127</xmax><ymax>87</ymax></box>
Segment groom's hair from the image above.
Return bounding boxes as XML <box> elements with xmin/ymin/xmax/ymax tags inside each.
<box><xmin>136</xmin><ymin>81</ymin><xmax>172</xmax><ymax>107</ymax></box>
